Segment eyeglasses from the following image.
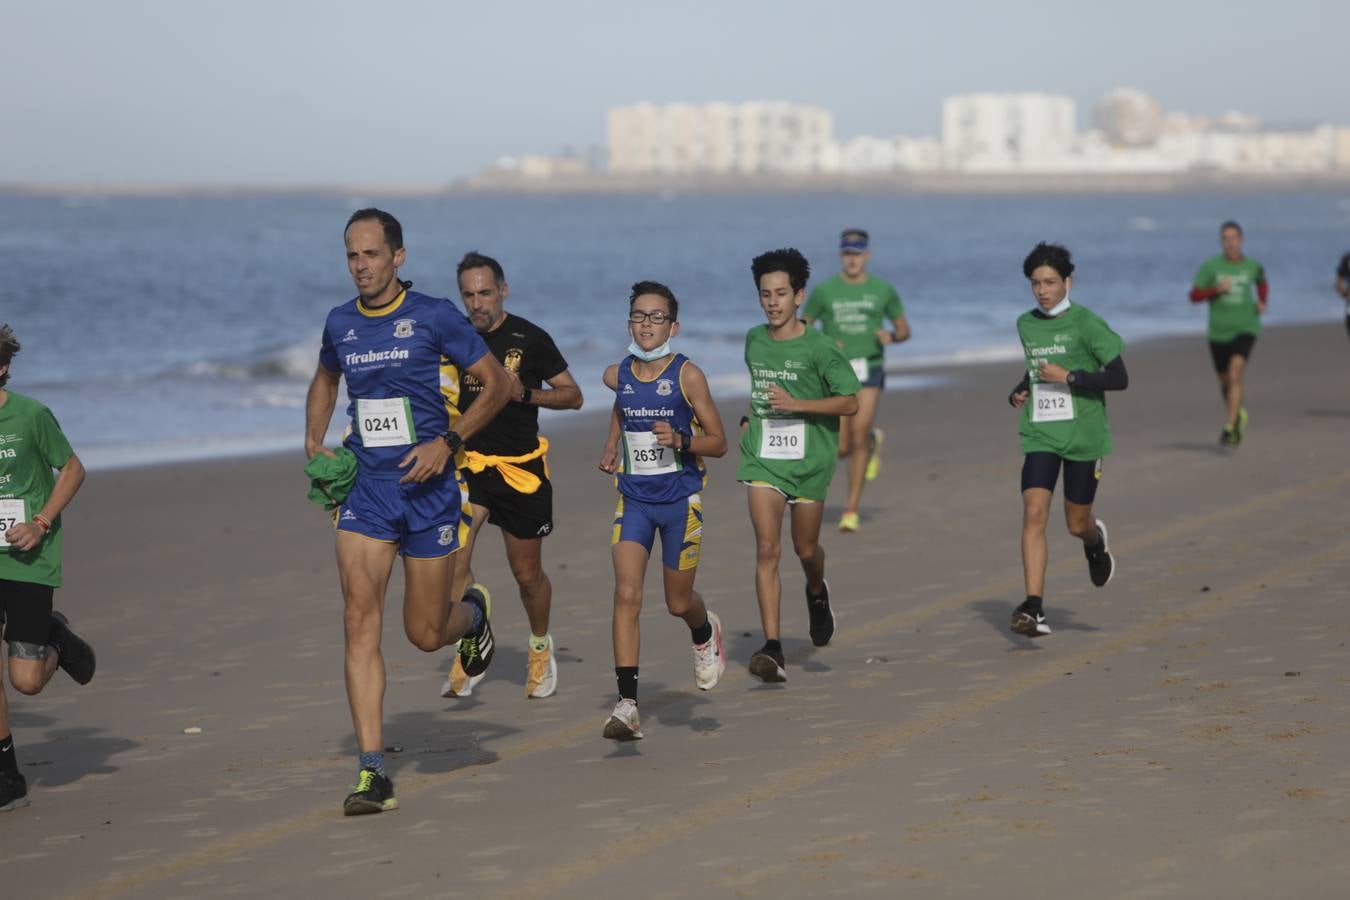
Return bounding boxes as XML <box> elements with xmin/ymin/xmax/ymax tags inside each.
<box><xmin>628</xmin><ymin>310</ymin><xmax>673</xmax><ymax>324</ymax></box>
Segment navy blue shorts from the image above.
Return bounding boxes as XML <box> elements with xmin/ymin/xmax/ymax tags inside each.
<box><xmin>611</xmin><ymin>492</ymin><xmax>703</xmax><ymax>571</ymax></box>
<box><xmin>851</xmin><ymin>357</ymin><xmax>886</xmax><ymax>390</ymax></box>
<box><xmin>337</xmin><ymin>471</ymin><xmax>470</xmax><ymax>559</ymax></box>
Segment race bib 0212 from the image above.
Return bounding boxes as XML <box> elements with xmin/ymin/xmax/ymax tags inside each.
<box><xmin>1031</xmin><ymin>382</ymin><xmax>1074</xmax><ymax>423</ymax></box>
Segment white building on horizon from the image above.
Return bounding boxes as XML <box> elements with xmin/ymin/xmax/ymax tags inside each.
<box><xmin>607</xmin><ymin>101</ymin><xmax>834</xmax><ymax>175</ymax></box>
<box><xmin>1093</xmin><ymin>88</ymin><xmax>1164</xmax><ymax>147</ymax></box>
<box><xmin>941</xmin><ymin>93</ymin><xmax>1077</xmax><ymax>171</ymax></box>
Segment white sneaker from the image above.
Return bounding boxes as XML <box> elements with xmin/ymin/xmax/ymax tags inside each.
<box><xmin>692</xmin><ymin>611</ymin><xmax>726</xmax><ymax>691</ymax></box>
<box><xmin>440</xmin><ymin>652</ymin><xmax>485</xmax><ymax>698</ymax></box>
<box><xmin>602</xmin><ymin>698</ymin><xmax>643</xmax><ymax>741</ymax></box>
<box><xmin>526</xmin><ymin>635</ymin><xmax>558</xmax><ymax>699</ymax></box>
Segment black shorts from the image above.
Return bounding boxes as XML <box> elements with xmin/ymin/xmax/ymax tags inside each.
<box><xmin>1021</xmin><ymin>453</ymin><xmax>1102</xmax><ymax>506</ymax></box>
<box><xmin>1208</xmin><ymin>333</ymin><xmax>1256</xmax><ymax>373</ymax></box>
<box><xmin>1</xmin><ymin>578</ymin><xmax>55</xmax><ymax>653</ymax></box>
<box><xmin>1343</xmin><ymin>315</ymin><xmax>1349</xmax><ymax>340</ymax></box>
<box><xmin>463</xmin><ymin>456</ymin><xmax>554</xmax><ymax>539</ymax></box>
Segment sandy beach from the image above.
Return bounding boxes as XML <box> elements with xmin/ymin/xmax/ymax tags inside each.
<box><xmin>4</xmin><ymin>321</ymin><xmax>1350</xmax><ymax>899</ymax></box>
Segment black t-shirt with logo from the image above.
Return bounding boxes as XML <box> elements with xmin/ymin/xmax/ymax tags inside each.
<box><xmin>458</xmin><ymin>313</ymin><xmax>568</xmax><ymax>455</ymax></box>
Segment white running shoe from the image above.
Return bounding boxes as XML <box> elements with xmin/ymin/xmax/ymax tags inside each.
<box><xmin>603</xmin><ymin>698</ymin><xmax>643</xmax><ymax>741</ymax></box>
<box><xmin>692</xmin><ymin>611</ymin><xmax>726</xmax><ymax>691</ymax></box>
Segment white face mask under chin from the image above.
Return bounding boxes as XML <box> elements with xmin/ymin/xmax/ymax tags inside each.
<box><xmin>628</xmin><ymin>338</ymin><xmax>672</xmax><ymax>362</ymax></box>
<box><xmin>1044</xmin><ymin>296</ymin><xmax>1072</xmax><ymax>316</ymax></box>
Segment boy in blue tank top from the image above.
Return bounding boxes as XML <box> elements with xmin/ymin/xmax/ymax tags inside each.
<box><xmin>596</xmin><ymin>281</ymin><xmax>729</xmax><ymax>741</ymax></box>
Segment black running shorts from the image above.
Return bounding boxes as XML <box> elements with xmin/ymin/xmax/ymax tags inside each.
<box><xmin>464</xmin><ymin>457</ymin><xmax>554</xmax><ymax>539</ymax></box>
<box><xmin>1208</xmin><ymin>333</ymin><xmax>1256</xmax><ymax>373</ymax></box>
<box><xmin>1021</xmin><ymin>452</ymin><xmax>1102</xmax><ymax>506</ymax></box>
<box><xmin>0</xmin><ymin>579</ymin><xmax>55</xmax><ymax>649</ymax></box>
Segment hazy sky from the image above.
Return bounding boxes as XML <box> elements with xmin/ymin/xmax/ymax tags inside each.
<box><xmin>3</xmin><ymin>0</ymin><xmax>1342</xmax><ymax>187</ymax></box>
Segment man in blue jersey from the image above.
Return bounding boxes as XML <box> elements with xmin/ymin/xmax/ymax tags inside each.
<box><xmin>597</xmin><ymin>281</ymin><xmax>728</xmax><ymax>740</ymax></box>
<box><xmin>305</xmin><ymin>209</ymin><xmax>511</xmax><ymax>816</ymax></box>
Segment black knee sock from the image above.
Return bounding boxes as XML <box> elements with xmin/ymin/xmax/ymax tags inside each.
<box><xmin>616</xmin><ymin>667</ymin><xmax>639</xmax><ymax>702</ymax></box>
<box><xmin>690</xmin><ymin>615</ymin><xmax>712</xmax><ymax>646</ymax></box>
<box><xmin>0</xmin><ymin>734</ymin><xmax>17</xmax><ymax>777</ymax></box>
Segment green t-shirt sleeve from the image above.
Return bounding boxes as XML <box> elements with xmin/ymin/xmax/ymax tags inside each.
<box><xmin>35</xmin><ymin>406</ymin><xmax>74</xmax><ymax>470</ymax></box>
<box><xmin>1193</xmin><ymin>259</ymin><xmax>1215</xmax><ymax>288</ymax></box>
<box><xmin>818</xmin><ymin>340</ymin><xmax>862</xmax><ymax>396</ymax></box>
<box><xmin>802</xmin><ymin>287</ymin><xmax>823</xmax><ymax>324</ymax></box>
<box><xmin>1085</xmin><ymin>314</ymin><xmax>1126</xmax><ymax>367</ymax></box>
<box><xmin>884</xmin><ymin>283</ymin><xmax>904</xmax><ymax>319</ymax></box>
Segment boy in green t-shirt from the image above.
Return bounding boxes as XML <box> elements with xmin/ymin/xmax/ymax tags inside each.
<box><xmin>1189</xmin><ymin>220</ymin><xmax>1267</xmax><ymax>447</ymax></box>
<box><xmin>0</xmin><ymin>324</ymin><xmax>96</xmax><ymax>813</ymax></box>
<box><xmin>738</xmin><ymin>249</ymin><xmax>860</xmax><ymax>682</ymax></box>
<box><xmin>802</xmin><ymin>229</ymin><xmax>911</xmax><ymax>534</ymax></box>
<box><xmin>1007</xmin><ymin>244</ymin><xmax>1129</xmax><ymax>638</ymax></box>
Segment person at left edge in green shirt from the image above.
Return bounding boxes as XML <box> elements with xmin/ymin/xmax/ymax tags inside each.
<box><xmin>1007</xmin><ymin>244</ymin><xmax>1129</xmax><ymax>639</ymax></box>
<box><xmin>0</xmin><ymin>324</ymin><xmax>95</xmax><ymax>814</ymax></box>
<box><xmin>802</xmin><ymin>229</ymin><xmax>911</xmax><ymax>534</ymax></box>
<box><xmin>1189</xmin><ymin>220</ymin><xmax>1267</xmax><ymax>447</ymax></box>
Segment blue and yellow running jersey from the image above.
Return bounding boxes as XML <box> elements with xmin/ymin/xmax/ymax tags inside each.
<box><xmin>615</xmin><ymin>353</ymin><xmax>706</xmax><ymax>504</ymax></box>
<box><xmin>319</xmin><ymin>289</ymin><xmax>488</xmax><ymax>479</ymax></box>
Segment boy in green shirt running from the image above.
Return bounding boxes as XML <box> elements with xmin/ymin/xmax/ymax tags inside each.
<box><xmin>738</xmin><ymin>249</ymin><xmax>860</xmax><ymax>681</ymax></box>
<box><xmin>802</xmin><ymin>229</ymin><xmax>911</xmax><ymax>533</ymax></box>
<box><xmin>1189</xmin><ymin>220</ymin><xmax>1268</xmax><ymax>447</ymax></box>
<box><xmin>1007</xmin><ymin>244</ymin><xmax>1129</xmax><ymax>638</ymax></box>
<box><xmin>0</xmin><ymin>324</ymin><xmax>96</xmax><ymax>813</ymax></box>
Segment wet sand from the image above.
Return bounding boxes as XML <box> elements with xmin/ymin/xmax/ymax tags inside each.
<box><xmin>5</xmin><ymin>322</ymin><xmax>1350</xmax><ymax>899</ymax></box>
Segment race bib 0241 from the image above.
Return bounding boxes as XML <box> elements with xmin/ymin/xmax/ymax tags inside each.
<box><xmin>356</xmin><ymin>397</ymin><xmax>416</xmax><ymax>448</ymax></box>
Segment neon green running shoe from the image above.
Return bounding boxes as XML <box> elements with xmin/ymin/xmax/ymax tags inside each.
<box><xmin>457</xmin><ymin>583</ymin><xmax>496</xmax><ymax>678</ymax></box>
<box><xmin>343</xmin><ymin>768</ymin><xmax>397</xmax><ymax>816</ymax></box>
<box><xmin>865</xmin><ymin>428</ymin><xmax>884</xmax><ymax>481</ymax></box>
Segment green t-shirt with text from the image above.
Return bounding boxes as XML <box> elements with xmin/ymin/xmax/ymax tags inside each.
<box><xmin>0</xmin><ymin>391</ymin><xmax>75</xmax><ymax>587</ymax></box>
<box><xmin>802</xmin><ymin>274</ymin><xmax>904</xmax><ymax>380</ymax></box>
<box><xmin>1193</xmin><ymin>255</ymin><xmax>1264</xmax><ymax>343</ymax></box>
<box><xmin>1017</xmin><ymin>304</ymin><xmax>1125</xmax><ymax>461</ymax></box>
<box><xmin>737</xmin><ymin>324</ymin><xmax>862</xmax><ymax>501</ymax></box>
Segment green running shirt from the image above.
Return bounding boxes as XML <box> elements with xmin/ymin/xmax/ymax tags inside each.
<box><xmin>737</xmin><ymin>324</ymin><xmax>861</xmax><ymax>501</ymax></box>
<box><xmin>1017</xmin><ymin>304</ymin><xmax>1125</xmax><ymax>461</ymax></box>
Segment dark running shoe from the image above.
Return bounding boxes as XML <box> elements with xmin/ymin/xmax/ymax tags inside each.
<box><xmin>49</xmin><ymin>611</ymin><xmax>96</xmax><ymax>685</ymax></box>
<box><xmin>457</xmin><ymin>583</ymin><xmax>496</xmax><ymax>678</ymax></box>
<box><xmin>1010</xmin><ymin>600</ymin><xmax>1052</xmax><ymax>637</ymax></box>
<box><xmin>748</xmin><ymin>643</ymin><xmax>787</xmax><ymax>683</ymax></box>
<box><xmin>343</xmin><ymin>768</ymin><xmax>397</xmax><ymax>816</ymax></box>
<box><xmin>806</xmin><ymin>580</ymin><xmax>835</xmax><ymax>647</ymax></box>
<box><xmin>1086</xmin><ymin>518</ymin><xmax>1115</xmax><ymax>588</ymax></box>
<box><xmin>0</xmin><ymin>772</ymin><xmax>30</xmax><ymax>813</ymax></box>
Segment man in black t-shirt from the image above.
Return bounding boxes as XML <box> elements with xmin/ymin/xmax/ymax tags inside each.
<box><xmin>441</xmin><ymin>251</ymin><xmax>583</xmax><ymax>701</ymax></box>
<box><xmin>1337</xmin><ymin>252</ymin><xmax>1350</xmax><ymax>338</ymax></box>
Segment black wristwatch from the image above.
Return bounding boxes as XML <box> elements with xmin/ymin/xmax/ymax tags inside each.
<box><xmin>521</xmin><ymin>386</ymin><xmax>533</xmax><ymax>405</ymax></box>
<box><xmin>438</xmin><ymin>430</ymin><xmax>463</xmax><ymax>452</ymax></box>
<box><xmin>677</xmin><ymin>430</ymin><xmax>692</xmax><ymax>452</ymax></box>
<box><xmin>1066</xmin><ymin>371</ymin><xmax>1078</xmax><ymax>386</ymax></box>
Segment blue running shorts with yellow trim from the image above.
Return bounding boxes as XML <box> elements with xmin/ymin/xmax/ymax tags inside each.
<box><xmin>338</xmin><ymin>470</ymin><xmax>467</xmax><ymax>559</ymax></box>
<box><xmin>611</xmin><ymin>493</ymin><xmax>702</xmax><ymax>571</ymax></box>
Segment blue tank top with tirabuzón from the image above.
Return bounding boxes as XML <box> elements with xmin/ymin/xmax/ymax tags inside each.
<box><xmin>615</xmin><ymin>353</ymin><xmax>706</xmax><ymax>504</ymax></box>
<box><xmin>318</xmin><ymin>289</ymin><xmax>489</xmax><ymax>479</ymax></box>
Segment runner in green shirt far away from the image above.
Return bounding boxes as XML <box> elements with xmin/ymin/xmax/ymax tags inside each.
<box><xmin>802</xmin><ymin>229</ymin><xmax>910</xmax><ymax>534</ymax></box>
<box><xmin>738</xmin><ymin>248</ymin><xmax>860</xmax><ymax>683</ymax></box>
<box><xmin>1007</xmin><ymin>244</ymin><xmax>1128</xmax><ymax>638</ymax></box>
<box><xmin>1189</xmin><ymin>220</ymin><xmax>1267</xmax><ymax>447</ymax></box>
<box><xmin>0</xmin><ymin>323</ymin><xmax>96</xmax><ymax>814</ymax></box>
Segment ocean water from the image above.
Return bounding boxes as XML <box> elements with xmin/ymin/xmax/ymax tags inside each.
<box><xmin>2</xmin><ymin>190</ymin><xmax>1348</xmax><ymax>469</ymax></box>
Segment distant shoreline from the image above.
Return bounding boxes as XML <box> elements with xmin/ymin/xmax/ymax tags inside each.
<box><xmin>6</xmin><ymin>170</ymin><xmax>1350</xmax><ymax>198</ymax></box>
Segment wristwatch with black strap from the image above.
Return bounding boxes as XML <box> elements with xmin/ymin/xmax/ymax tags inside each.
<box><xmin>438</xmin><ymin>430</ymin><xmax>463</xmax><ymax>452</ymax></box>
